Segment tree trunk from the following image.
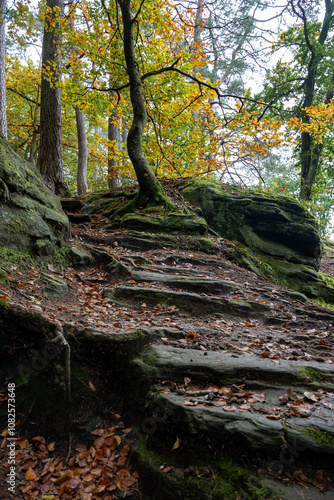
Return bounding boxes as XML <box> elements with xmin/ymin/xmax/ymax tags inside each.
<box><xmin>39</xmin><ymin>0</ymin><xmax>69</xmax><ymax>196</ymax></box>
<box><xmin>299</xmin><ymin>68</ymin><xmax>334</xmax><ymax>201</ymax></box>
<box><xmin>108</xmin><ymin>107</ymin><xmax>122</xmax><ymax>190</ymax></box>
<box><xmin>297</xmin><ymin>0</ymin><xmax>334</xmax><ymax>201</ymax></box>
<box><xmin>75</xmin><ymin>106</ymin><xmax>88</xmax><ymax>195</ymax></box>
<box><xmin>117</xmin><ymin>0</ymin><xmax>167</xmax><ymax>206</ymax></box>
<box><xmin>0</xmin><ymin>0</ymin><xmax>7</xmax><ymax>138</ymax></box>
<box><xmin>29</xmin><ymin>84</ymin><xmax>40</xmax><ymax>163</ymax></box>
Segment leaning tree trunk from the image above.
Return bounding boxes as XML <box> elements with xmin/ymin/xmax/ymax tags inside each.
<box><xmin>39</xmin><ymin>0</ymin><xmax>69</xmax><ymax>196</ymax></box>
<box><xmin>75</xmin><ymin>106</ymin><xmax>88</xmax><ymax>195</ymax></box>
<box><xmin>0</xmin><ymin>0</ymin><xmax>7</xmax><ymax>138</ymax></box>
<box><xmin>117</xmin><ymin>0</ymin><xmax>167</xmax><ymax>206</ymax></box>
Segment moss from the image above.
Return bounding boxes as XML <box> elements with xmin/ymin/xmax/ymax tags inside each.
<box><xmin>145</xmin><ymin>385</ymin><xmax>161</xmax><ymax>407</ymax></box>
<box><xmin>0</xmin><ymin>269</ymin><xmax>9</xmax><ymax>285</ymax></box>
<box><xmin>319</xmin><ymin>271</ymin><xmax>334</xmax><ymax>288</ymax></box>
<box><xmin>134</xmin><ymin>439</ymin><xmax>273</xmax><ymax>500</ymax></box>
<box><xmin>300</xmin><ymin>428</ymin><xmax>334</xmax><ymax>446</ymax></box>
<box><xmin>7</xmin><ymin>219</ymin><xmax>24</xmax><ymax>233</ymax></box>
<box><xmin>0</xmin><ymin>246</ymin><xmax>34</xmax><ymax>268</ymax></box>
<box><xmin>298</xmin><ymin>367</ymin><xmax>327</xmax><ymax>382</ymax></box>
<box><xmin>145</xmin><ymin>352</ymin><xmax>158</xmax><ymax>367</ymax></box>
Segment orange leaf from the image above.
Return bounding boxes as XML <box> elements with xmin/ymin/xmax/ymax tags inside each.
<box><xmin>25</xmin><ymin>467</ymin><xmax>38</xmax><ymax>481</ymax></box>
<box><xmin>186</xmin><ymin>332</ymin><xmax>197</xmax><ymax>339</ymax></box>
<box><xmin>120</xmin><ymin>444</ymin><xmax>130</xmax><ymax>457</ymax></box>
<box><xmin>89</xmin><ymin>380</ymin><xmax>97</xmax><ymax>391</ymax></box>
<box><xmin>163</xmin><ymin>466</ymin><xmax>173</xmax><ymax>473</ymax></box>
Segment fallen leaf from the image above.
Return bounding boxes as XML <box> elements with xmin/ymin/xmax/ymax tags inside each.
<box><xmin>120</xmin><ymin>444</ymin><xmax>130</xmax><ymax>457</ymax></box>
<box><xmin>25</xmin><ymin>467</ymin><xmax>38</xmax><ymax>481</ymax></box>
<box><xmin>162</xmin><ymin>466</ymin><xmax>173</xmax><ymax>473</ymax></box>
<box><xmin>89</xmin><ymin>380</ymin><xmax>97</xmax><ymax>391</ymax></box>
<box><xmin>172</xmin><ymin>437</ymin><xmax>181</xmax><ymax>450</ymax></box>
<box><xmin>222</xmin><ymin>405</ymin><xmax>237</xmax><ymax>412</ymax></box>
<box><xmin>304</xmin><ymin>391</ymin><xmax>318</xmax><ymax>402</ymax></box>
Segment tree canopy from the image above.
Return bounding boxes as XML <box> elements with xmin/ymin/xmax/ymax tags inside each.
<box><xmin>2</xmin><ymin>0</ymin><xmax>334</xmax><ymax>230</ymax></box>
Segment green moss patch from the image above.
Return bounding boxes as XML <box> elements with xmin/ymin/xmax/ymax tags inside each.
<box><xmin>300</xmin><ymin>428</ymin><xmax>334</xmax><ymax>446</ymax></box>
<box><xmin>298</xmin><ymin>367</ymin><xmax>327</xmax><ymax>382</ymax></box>
<box><xmin>133</xmin><ymin>439</ymin><xmax>272</xmax><ymax>500</ymax></box>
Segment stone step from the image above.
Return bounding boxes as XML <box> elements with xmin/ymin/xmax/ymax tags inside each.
<box><xmin>131</xmin><ymin>270</ymin><xmax>242</xmax><ymax>295</ymax></box>
<box><xmin>132</xmin><ymin>345</ymin><xmax>334</xmax><ymax>455</ymax></box>
<box><xmin>114</xmin><ymin>231</ymin><xmax>217</xmax><ymax>253</ymax></box>
<box><xmin>105</xmin><ymin>285</ymin><xmax>272</xmax><ymax>317</ymax></box>
<box><xmin>60</xmin><ymin>197</ymin><xmax>84</xmax><ymax>212</ymax></box>
<box><xmin>137</xmin><ymin>345</ymin><xmax>334</xmax><ymax>387</ymax></box>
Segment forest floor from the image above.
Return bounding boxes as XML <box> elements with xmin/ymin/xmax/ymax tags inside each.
<box><xmin>0</xmin><ymin>192</ymin><xmax>334</xmax><ymax>500</ymax></box>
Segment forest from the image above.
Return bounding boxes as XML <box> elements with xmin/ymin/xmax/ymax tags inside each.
<box><xmin>1</xmin><ymin>0</ymin><xmax>334</xmax><ymax>231</ymax></box>
<box><xmin>1</xmin><ymin>1</ymin><xmax>334</xmax><ymax>500</ymax></box>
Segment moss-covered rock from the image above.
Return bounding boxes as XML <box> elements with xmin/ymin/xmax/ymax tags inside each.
<box><xmin>114</xmin><ymin>212</ymin><xmax>208</xmax><ymax>234</ymax></box>
<box><xmin>181</xmin><ymin>180</ymin><xmax>322</xmax><ymax>270</ymax></box>
<box><xmin>0</xmin><ymin>136</ymin><xmax>70</xmax><ymax>257</ymax></box>
<box><xmin>41</xmin><ymin>273</ymin><xmax>69</xmax><ymax>296</ymax></box>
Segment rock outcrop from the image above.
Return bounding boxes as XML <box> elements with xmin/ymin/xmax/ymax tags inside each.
<box><xmin>0</xmin><ymin>135</ymin><xmax>69</xmax><ymax>256</ymax></box>
<box><xmin>181</xmin><ymin>180</ymin><xmax>322</xmax><ymax>270</ymax></box>
<box><xmin>181</xmin><ymin>180</ymin><xmax>334</xmax><ymax>301</ymax></box>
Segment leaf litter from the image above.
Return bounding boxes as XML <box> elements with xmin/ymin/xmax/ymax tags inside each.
<box><xmin>0</xmin><ymin>425</ymin><xmax>140</xmax><ymax>500</ymax></box>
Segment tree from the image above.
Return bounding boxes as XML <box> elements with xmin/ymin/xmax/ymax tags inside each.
<box><xmin>291</xmin><ymin>0</ymin><xmax>334</xmax><ymax>200</ymax></box>
<box><xmin>75</xmin><ymin>106</ymin><xmax>88</xmax><ymax>195</ymax></box>
<box><xmin>0</xmin><ymin>0</ymin><xmax>7</xmax><ymax>138</ymax></box>
<box><xmin>261</xmin><ymin>0</ymin><xmax>334</xmax><ymax>201</ymax></box>
<box><xmin>39</xmin><ymin>0</ymin><xmax>69</xmax><ymax>196</ymax></box>
<box><xmin>114</xmin><ymin>0</ymin><xmax>173</xmax><ymax>207</ymax></box>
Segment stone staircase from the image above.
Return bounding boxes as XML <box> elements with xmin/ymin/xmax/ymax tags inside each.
<box><xmin>74</xmin><ymin>213</ymin><xmax>334</xmax><ymax>499</ymax></box>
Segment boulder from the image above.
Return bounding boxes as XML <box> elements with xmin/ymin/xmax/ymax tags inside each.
<box><xmin>181</xmin><ymin>180</ymin><xmax>322</xmax><ymax>270</ymax></box>
<box><xmin>0</xmin><ymin>136</ymin><xmax>70</xmax><ymax>256</ymax></box>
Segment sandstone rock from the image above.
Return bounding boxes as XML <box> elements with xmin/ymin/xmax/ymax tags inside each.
<box><xmin>181</xmin><ymin>180</ymin><xmax>322</xmax><ymax>270</ymax></box>
<box><xmin>0</xmin><ymin>136</ymin><xmax>70</xmax><ymax>256</ymax></box>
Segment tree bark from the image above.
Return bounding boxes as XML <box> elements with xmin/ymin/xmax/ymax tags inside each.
<box><xmin>296</xmin><ymin>0</ymin><xmax>334</xmax><ymax>200</ymax></box>
<box><xmin>117</xmin><ymin>0</ymin><xmax>167</xmax><ymax>206</ymax></box>
<box><xmin>0</xmin><ymin>0</ymin><xmax>7</xmax><ymax>138</ymax></box>
<box><xmin>108</xmin><ymin>111</ymin><xmax>122</xmax><ymax>190</ymax></box>
<box><xmin>75</xmin><ymin>106</ymin><xmax>88</xmax><ymax>195</ymax></box>
<box><xmin>39</xmin><ymin>0</ymin><xmax>69</xmax><ymax>196</ymax></box>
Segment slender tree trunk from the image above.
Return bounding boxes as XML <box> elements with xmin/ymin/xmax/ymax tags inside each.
<box><xmin>0</xmin><ymin>0</ymin><xmax>7</xmax><ymax>138</ymax></box>
<box><xmin>117</xmin><ymin>0</ymin><xmax>167</xmax><ymax>205</ymax></box>
<box><xmin>75</xmin><ymin>106</ymin><xmax>88</xmax><ymax>195</ymax></box>
<box><xmin>29</xmin><ymin>84</ymin><xmax>40</xmax><ymax>163</ymax></box>
<box><xmin>69</xmin><ymin>3</ymin><xmax>88</xmax><ymax>196</ymax></box>
<box><xmin>108</xmin><ymin>112</ymin><xmax>122</xmax><ymax>189</ymax></box>
<box><xmin>39</xmin><ymin>0</ymin><xmax>69</xmax><ymax>196</ymax></box>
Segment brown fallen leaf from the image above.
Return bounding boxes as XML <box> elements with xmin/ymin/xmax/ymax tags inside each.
<box><xmin>222</xmin><ymin>405</ymin><xmax>237</xmax><ymax>412</ymax></box>
<box><xmin>304</xmin><ymin>391</ymin><xmax>318</xmax><ymax>402</ymax></box>
<box><xmin>89</xmin><ymin>380</ymin><xmax>97</xmax><ymax>391</ymax></box>
<box><xmin>162</xmin><ymin>466</ymin><xmax>173</xmax><ymax>473</ymax></box>
<box><xmin>22</xmin><ymin>457</ymin><xmax>38</xmax><ymax>470</ymax></box>
<box><xmin>25</xmin><ymin>467</ymin><xmax>38</xmax><ymax>481</ymax></box>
